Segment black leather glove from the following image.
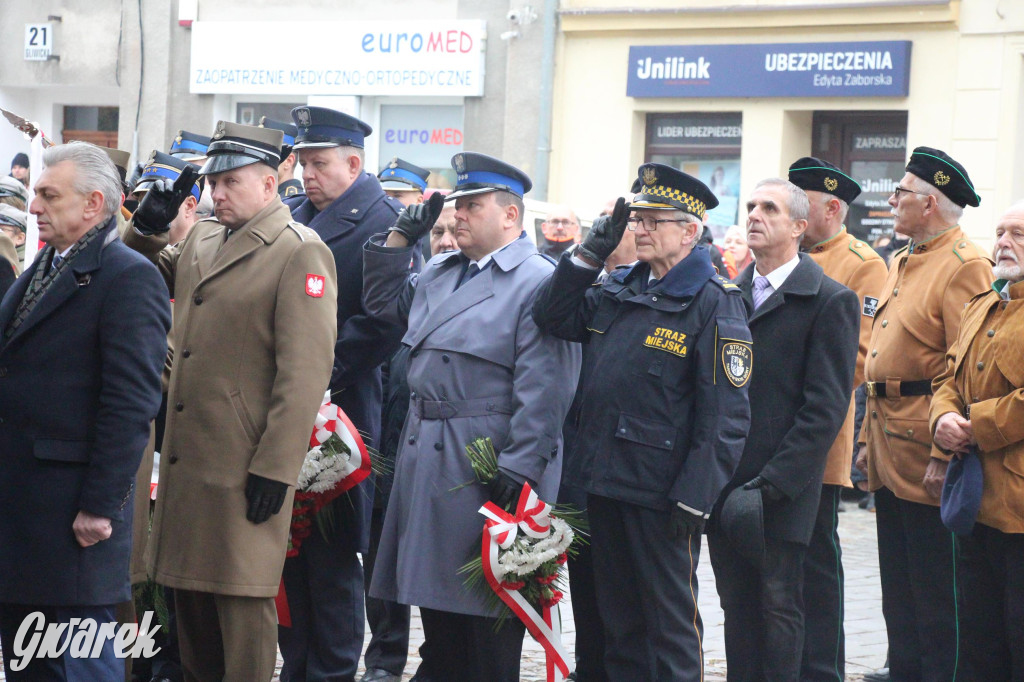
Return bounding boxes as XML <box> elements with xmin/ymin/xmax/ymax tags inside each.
<box><xmin>742</xmin><ymin>475</ymin><xmax>786</xmax><ymax>502</ymax></box>
<box><xmin>488</xmin><ymin>470</ymin><xmax>524</xmax><ymax>511</ymax></box>
<box><xmin>245</xmin><ymin>473</ymin><xmax>289</xmax><ymax>524</ymax></box>
<box><xmin>133</xmin><ymin>164</ymin><xmax>200</xmax><ymax>235</ymax></box>
<box><xmin>388</xmin><ymin>191</ymin><xmax>445</xmax><ymax>245</ymax></box>
<box><xmin>577</xmin><ymin>196</ymin><xmax>630</xmax><ymax>265</ymax></box>
<box><xmin>670</xmin><ymin>504</ymin><xmax>706</xmax><ymax>539</ymax></box>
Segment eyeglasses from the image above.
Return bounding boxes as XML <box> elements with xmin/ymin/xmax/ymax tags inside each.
<box><xmin>545</xmin><ymin>218</ymin><xmax>576</xmax><ymax>226</ymax></box>
<box><xmin>627</xmin><ymin>215</ymin><xmax>684</xmax><ymax>231</ymax></box>
<box><xmin>892</xmin><ymin>186</ymin><xmax>931</xmax><ymax>199</ymax></box>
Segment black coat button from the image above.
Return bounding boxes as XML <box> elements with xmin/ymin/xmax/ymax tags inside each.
<box><xmin>182</xmin><ymin>349</ymin><xmax>191</xmax><ymax>358</ymax></box>
<box><xmin>408</xmin><ymin>436</ymin><xmax>416</xmax><ymax>444</ymax></box>
<box><xmin>0</xmin><ymin>367</ymin><xmax>7</xmax><ymax>377</ymax></box>
<box><xmin>194</xmin><ymin>295</ymin><xmax>203</xmax><ymax>305</ymax></box>
<box><xmin>434</xmin><ymin>442</ymin><xmax>443</xmax><ymax>451</ymax></box>
<box><xmin>175</xmin><ymin>402</ymin><xmax>184</xmax><ymax>411</ymax></box>
<box><xmin>169</xmin><ymin>455</ymin><xmax>179</xmax><ymax>464</ymax></box>
<box><xmin>988</xmin><ymin>329</ymin><xmax>995</xmax><ymax>337</ymax></box>
<box><xmin>442</xmin><ymin>354</ymin><xmax>450</xmax><ymax>363</ymax></box>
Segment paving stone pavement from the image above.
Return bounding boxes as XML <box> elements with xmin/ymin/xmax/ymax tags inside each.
<box><xmin>0</xmin><ymin>505</ymin><xmax>884</xmax><ymax>680</ymax></box>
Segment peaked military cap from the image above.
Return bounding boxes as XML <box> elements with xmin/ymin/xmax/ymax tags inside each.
<box><xmin>134</xmin><ymin>151</ymin><xmax>203</xmax><ymax>201</ymax></box>
<box><xmin>290</xmin><ymin>106</ymin><xmax>372</xmax><ymax>150</ymax></box>
<box><xmin>447</xmin><ymin>152</ymin><xmax>532</xmax><ymax>200</ymax></box>
<box><xmin>0</xmin><ymin>203</ymin><xmax>27</xmax><ymax>232</ymax></box>
<box><xmin>378</xmin><ymin>157</ymin><xmax>430</xmax><ymax>192</ymax></box>
<box><xmin>0</xmin><ymin>176</ymin><xmax>29</xmax><ymax>204</ymax></box>
<box><xmin>259</xmin><ymin>116</ymin><xmax>298</xmax><ymax>159</ymax></box>
<box><xmin>169</xmin><ymin>130</ymin><xmax>212</xmax><ymax>162</ymax></box>
<box><xmin>631</xmin><ymin>163</ymin><xmax>718</xmax><ymax>220</ymax></box>
<box><xmin>788</xmin><ymin>156</ymin><xmax>862</xmax><ymax>205</ymax></box>
<box><xmin>906</xmin><ymin>146</ymin><xmax>980</xmax><ymax>208</ymax></box>
<box><xmin>200</xmin><ymin>121</ymin><xmax>283</xmax><ymax>176</ymax></box>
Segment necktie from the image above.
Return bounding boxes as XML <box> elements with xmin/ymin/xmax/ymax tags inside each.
<box><xmin>456</xmin><ymin>262</ymin><xmax>480</xmax><ymax>290</ymax></box>
<box><xmin>752</xmin><ymin>275</ymin><xmax>772</xmax><ymax>310</ymax></box>
<box><xmin>51</xmin><ymin>253</ymin><xmax>63</xmax><ymax>272</ymax></box>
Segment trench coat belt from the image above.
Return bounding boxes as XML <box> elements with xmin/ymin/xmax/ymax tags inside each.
<box><xmin>413</xmin><ymin>396</ymin><xmax>514</xmax><ymax>420</ymax></box>
<box><xmin>865</xmin><ymin>379</ymin><xmax>933</xmax><ymax>399</ymax></box>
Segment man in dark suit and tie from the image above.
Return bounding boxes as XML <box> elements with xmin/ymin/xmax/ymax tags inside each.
<box><xmin>0</xmin><ymin>141</ymin><xmax>171</xmax><ymax>679</ymax></box>
<box><xmin>709</xmin><ymin>177</ymin><xmax>859</xmax><ymax>681</ymax></box>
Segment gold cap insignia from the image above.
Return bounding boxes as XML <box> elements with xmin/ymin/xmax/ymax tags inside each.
<box><xmin>824</xmin><ymin>177</ymin><xmax>838</xmax><ymax>191</ymax></box>
<box><xmin>174</xmin><ymin>134</ymin><xmax>183</xmax><ymax>145</ymax></box>
<box><xmin>212</xmin><ymin>122</ymin><xmax>226</xmax><ymax>140</ymax></box>
<box><xmin>642</xmin><ymin>166</ymin><xmax>657</xmax><ymax>186</ymax></box>
<box><xmin>934</xmin><ymin>170</ymin><xmax>950</xmax><ymax>186</ymax></box>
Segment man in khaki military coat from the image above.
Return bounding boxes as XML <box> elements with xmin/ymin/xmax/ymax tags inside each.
<box><xmin>789</xmin><ymin>157</ymin><xmax>888</xmax><ymax>682</ymax></box>
<box><xmin>856</xmin><ymin>146</ymin><xmax>992</xmax><ymax>681</ymax></box>
<box><xmin>125</xmin><ymin>122</ymin><xmax>338</xmax><ymax>681</ymax></box>
<box><xmin>931</xmin><ymin>200</ymin><xmax>1024</xmax><ymax>680</ymax></box>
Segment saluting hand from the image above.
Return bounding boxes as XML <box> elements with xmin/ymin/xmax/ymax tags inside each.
<box><xmin>133</xmin><ymin>165</ymin><xmax>201</xmax><ymax>235</ymax></box>
<box><xmin>577</xmin><ymin>196</ymin><xmax>630</xmax><ymax>266</ymax></box>
<box><xmin>387</xmin><ymin>191</ymin><xmax>445</xmax><ymax>247</ymax></box>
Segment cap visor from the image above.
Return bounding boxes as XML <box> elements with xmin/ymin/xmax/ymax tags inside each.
<box><xmin>292</xmin><ymin>141</ymin><xmax>341</xmax><ymax>150</ymax></box>
<box><xmin>381</xmin><ymin>181</ymin><xmax>423</xmax><ymax>191</ymax></box>
<box><xmin>629</xmin><ymin>201</ymin><xmax>676</xmax><ymax>210</ymax></box>
<box><xmin>445</xmin><ymin>187</ymin><xmax>499</xmax><ymax>202</ymax></box>
<box><xmin>199</xmin><ymin>154</ymin><xmax>260</xmax><ymax>176</ymax></box>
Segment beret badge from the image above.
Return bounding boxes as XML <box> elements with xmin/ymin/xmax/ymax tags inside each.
<box><xmin>824</xmin><ymin>177</ymin><xmax>838</xmax><ymax>192</ymax></box>
<box><xmin>934</xmin><ymin>170</ymin><xmax>950</xmax><ymax>186</ymax></box>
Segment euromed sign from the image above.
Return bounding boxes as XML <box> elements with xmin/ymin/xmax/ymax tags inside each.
<box><xmin>190</xmin><ymin>21</ymin><xmax>486</xmax><ymax>97</ymax></box>
<box><xmin>627</xmin><ymin>41</ymin><xmax>911</xmax><ymax>98</ymax></box>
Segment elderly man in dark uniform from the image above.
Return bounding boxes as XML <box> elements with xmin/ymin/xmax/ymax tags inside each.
<box><xmin>533</xmin><ymin>164</ymin><xmax>751</xmax><ymax>682</ymax></box>
<box><xmin>711</xmin><ymin>177</ymin><xmax>859</xmax><ymax>682</ymax></box>
<box><xmin>788</xmin><ymin>158</ymin><xmax>888</xmax><ymax>682</ymax></box>
<box><xmin>363</xmin><ymin>152</ymin><xmax>580</xmax><ymax>681</ymax></box>
<box><xmin>931</xmin><ymin>200</ymin><xmax>1024</xmax><ymax>680</ymax></box>
<box><xmin>0</xmin><ymin>141</ymin><xmax>170</xmax><ymax>680</ymax></box>
<box><xmin>279</xmin><ymin>106</ymin><xmax>406</xmax><ymax>682</ymax></box>
<box><xmin>857</xmin><ymin>147</ymin><xmax>991</xmax><ymax>682</ymax></box>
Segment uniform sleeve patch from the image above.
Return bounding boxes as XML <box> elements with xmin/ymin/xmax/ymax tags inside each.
<box><xmin>722</xmin><ymin>342</ymin><xmax>752</xmax><ymax>387</ymax></box>
<box><xmin>863</xmin><ymin>296</ymin><xmax>879</xmax><ymax>317</ymax></box>
<box><xmin>306</xmin><ymin>274</ymin><xmax>326</xmax><ymax>297</ymax></box>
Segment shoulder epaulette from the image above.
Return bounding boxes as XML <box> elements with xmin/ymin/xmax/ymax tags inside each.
<box><xmin>848</xmin><ymin>238</ymin><xmax>881</xmax><ymax>262</ymax></box>
<box><xmin>711</xmin><ymin>274</ymin><xmax>742</xmax><ymax>292</ymax></box>
<box><xmin>952</xmin><ymin>237</ymin><xmax>986</xmax><ymax>264</ymax></box>
<box><xmin>285</xmin><ymin>221</ymin><xmax>320</xmax><ymax>242</ymax></box>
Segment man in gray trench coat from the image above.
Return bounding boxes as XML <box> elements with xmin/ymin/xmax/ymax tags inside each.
<box><xmin>362</xmin><ymin>152</ymin><xmax>581</xmax><ymax>682</ymax></box>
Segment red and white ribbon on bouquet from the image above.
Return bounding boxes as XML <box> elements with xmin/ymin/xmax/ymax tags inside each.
<box><xmin>478</xmin><ymin>484</ymin><xmax>573</xmax><ymax>682</ymax></box>
<box><xmin>308</xmin><ymin>393</ymin><xmax>372</xmax><ymax>492</ymax></box>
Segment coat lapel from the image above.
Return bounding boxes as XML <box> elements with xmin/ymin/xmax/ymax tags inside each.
<box><xmin>747</xmin><ymin>254</ymin><xmax>822</xmax><ymax>325</ymax></box>
<box><xmin>197</xmin><ymin>201</ymin><xmax>288</xmax><ymax>286</ymax></box>
<box><xmin>412</xmin><ymin>265</ymin><xmax>494</xmax><ymax>346</ymax></box>
<box><xmin>192</xmin><ymin>229</ymin><xmax>223</xmax><ymax>281</ymax></box>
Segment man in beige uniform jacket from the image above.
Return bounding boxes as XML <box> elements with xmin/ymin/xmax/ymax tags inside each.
<box><xmin>857</xmin><ymin>146</ymin><xmax>991</xmax><ymax>681</ymax></box>
<box><xmin>125</xmin><ymin>122</ymin><xmax>337</xmax><ymax>681</ymax></box>
<box><xmin>931</xmin><ymin>201</ymin><xmax>1024</xmax><ymax>680</ymax></box>
<box><xmin>789</xmin><ymin>157</ymin><xmax>887</xmax><ymax>682</ymax></box>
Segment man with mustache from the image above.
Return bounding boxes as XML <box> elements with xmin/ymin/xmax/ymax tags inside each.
<box><xmin>857</xmin><ymin>147</ymin><xmax>992</xmax><ymax>681</ymax></box>
<box><xmin>930</xmin><ymin>200</ymin><xmax>1024</xmax><ymax>680</ymax></box>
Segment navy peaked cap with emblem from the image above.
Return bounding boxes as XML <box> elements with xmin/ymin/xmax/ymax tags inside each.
<box><xmin>0</xmin><ymin>203</ymin><xmax>27</xmax><ymax>231</ymax></box>
<box><xmin>290</xmin><ymin>106</ymin><xmax>372</xmax><ymax>150</ymax></box>
<box><xmin>169</xmin><ymin>130</ymin><xmax>212</xmax><ymax>161</ymax></box>
<box><xmin>259</xmin><ymin>116</ymin><xmax>298</xmax><ymax>159</ymax></box>
<box><xmin>447</xmin><ymin>152</ymin><xmax>532</xmax><ymax>201</ymax></box>
<box><xmin>631</xmin><ymin>163</ymin><xmax>718</xmax><ymax>220</ymax></box>
<box><xmin>788</xmin><ymin>156</ymin><xmax>862</xmax><ymax>205</ymax></box>
<box><xmin>378</xmin><ymin>157</ymin><xmax>430</xmax><ymax>192</ymax></box>
<box><xmin>906</xmin><ymin>146</ymin><xmax>980</xmax><ymax>208</ymax></box>
<box><xmin>200</xmin><ymin>121</ymin><xmax>283</xmax><ymax>176</ymax></box>
<box><xmin>133</xmin><ymin>151</ymin><xmax>203</xmax><ymax>201</ymax></box>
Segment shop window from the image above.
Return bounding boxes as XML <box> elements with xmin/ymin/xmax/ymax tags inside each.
<box><xmin>62</xmin><ymin>106</ymin><xmax>119</xmax><ymax>147</ymax></box>
<box><xmin>645</xmin><ymin>112</ymin><xmax>742</xmax><ymax>237</ymax></box>
<box><xmin>378</xmin><ymin>104</ymin><xmax>464</xmax><ymax>189</ymax></box>
<box><xmin>812</xmin><ymin>111</ymin><xmax>908</xmax><ymax>245</ymax></box>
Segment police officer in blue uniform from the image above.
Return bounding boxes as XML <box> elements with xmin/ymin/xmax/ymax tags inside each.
<box><xmin>378</xmin><ymin>156</ymin><xmax>430</xmax><ymax>207</ymax></box>
<box><xmin>167</xmin><ymin>130</ymin><xmax>211</xmax><ymax>164</ymax></box>
<box><xmin>532</xmin><ymin>164</ymin><xmax>752</xmax><ymax>682</ymax></box>
<box><xmin>260</xmin><ymin>116</ymin><xmax>304</xmax><ymax>199</ymax></box>
<box><xmin>278</xmin><ymin>106</ymin><xmax>407</xmax><ymax>682</ymax></box>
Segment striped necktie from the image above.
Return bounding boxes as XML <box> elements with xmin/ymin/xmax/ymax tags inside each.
<box><xmin>752</xmin><ymin>275</ymin><xmax>772</xmax><ymax>309</ymax></box>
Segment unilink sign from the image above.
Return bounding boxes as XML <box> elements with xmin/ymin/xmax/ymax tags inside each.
<box><xmin>627</xmin><ymin>41</ymin><xmax>911</xmax><ymax>98</ymax></box>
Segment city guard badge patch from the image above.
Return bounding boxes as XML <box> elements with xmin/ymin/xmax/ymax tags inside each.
<box><xmin>863</xmin><ymin>296</ymin><xmax>879</xmax><ymax>317</ymax></box>
<box><xmin>305</xmin><ymin>274</ymin><xmax>325</xmax><ymax>298</ymax></box>
<box><xmin>722</xmin><ymin>342</ymin><xmax>752</xmax><ymax>387</ymax></box>
<box><xmin>643</xmin><ymin>326</ymin><xmax>688</xmax><ymax>357</ymax></box>
<box><xmin>642</xmin><ymin>166</ymin><xmax>658</xmax><ymax>186</ymax></box>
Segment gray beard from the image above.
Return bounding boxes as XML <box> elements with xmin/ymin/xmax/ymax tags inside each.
<box><xmin>993</xmin><ymin>262</ymin><xmax>1023</xmax><ymax>282</ymax></box>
